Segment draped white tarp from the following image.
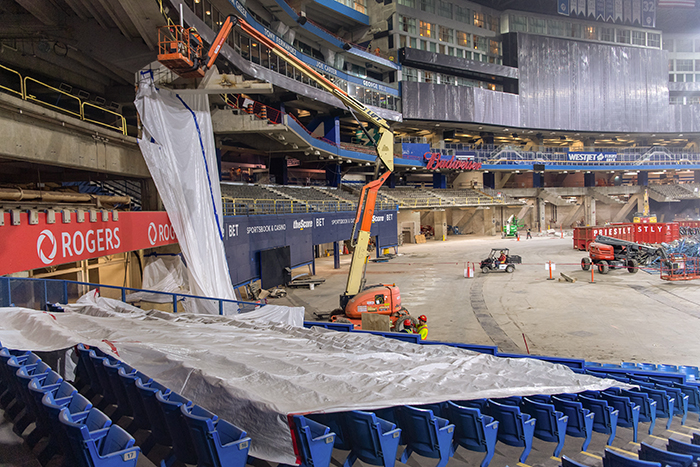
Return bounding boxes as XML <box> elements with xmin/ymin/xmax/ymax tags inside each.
<box><xmin>0</xmin><ymin>306</ymin><xmax>625</xmax><ymax>464</ymax></box>
<box><xmin>125</xmin><ymin>255</ymin><xmax>190</xmax><ymax>304</ymax></box>
<box><xmin>134</xmin><ymin>71</ymin><xmax>237</xmax><ymax>313</ymax></box>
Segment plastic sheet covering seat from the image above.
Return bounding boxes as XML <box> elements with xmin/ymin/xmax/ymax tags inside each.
<box><xmin>600</xmin><ymin>391</ymin><xmax>640</xmax><ymax>442</ymax></box>
<box><xmin>486</xmin><ymin>399</ymin><xmax>535</xmax><ymax>463</ymax></box>
<box><xmin>59</xmin><ymin>407</ymin><xmax>140</xmax><ymax>467</ymax></box>
<box><xmin>562</xmin><ymin>456</ymin><xmax>589</xmax><ymax>467</ymax></box>
<box><xmin>290</xmin><ymin>414</ymin><xmax>335</xmax><ymax>467</ymax></box>
<box><xmin>578</xmin><ymin>394</ymin><xmax>619</xmax><ymax>445</ymax></box>
<box><xmin>668</xmin><ymin>438</ymin><xmax>700</xmax><ymax>461</ymax></box>
<box><xmin>181</xmin><ymin>403</ymin><xmax>251</xmax><ymax>467</ymax></box>
<box><xmin>155</xmin><ymin>390</ymin><xmax>198</xmax><ymax>465</ymax></box>
<box><xmin>341</xmin><ymin>410</ymin><xmax>401</xmax><ymax>467</ymax></box>
<box><xmin>631</xmin><ymin>385</ymin><xmax>675</xmax><ymax>429</ymax></box>
<box><xmin>603</xmin><ymin>448</ymin><xmax>661</xmax><ymax>467</ymax></box>
<box><xmin>396</xmin><ymin>405</ymin><xmax>455</xmax><ymax>467</ymax></box>
<box><xmin>638</xmin><ymin>442</ymin><xmax>694</xmax><ymax>467</ymax></box>
<box><xmin>551</xmin><ymin>396</ymin><xmax>594</xmax><ymax>452</ymax></box>
<box><xmin>520</xmin><ymin>397</ymin><xmax>568</xmax><ymax>457</ymax></box>
<box><xmin>617</xmin><ymin>389</ymin><xmax>656</xmax><ymax>435</ymax></box>
<box><xmin>445</xmin><ymin>401</ymin><xmax>498</xmax><ymax>467</ymax></box>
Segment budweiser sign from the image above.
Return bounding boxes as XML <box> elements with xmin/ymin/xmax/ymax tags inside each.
<box><xmin>424</xmin><ymin>152</ymin><xmax>482</xmax><ymax>171</ymax></box>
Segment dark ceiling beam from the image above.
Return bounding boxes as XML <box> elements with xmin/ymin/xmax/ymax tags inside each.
<box><xmin>116</xmin><ymin>0</ymin><xmax>165</xmax><ymax>50</ymax></box>
<box><xmin>95</xmin><ymin>0</ymin><xmax>136</xmax><ymax>41</ymax></box>
<box><xmin>74</xmin><ymin>0</ymin><xmax>112</xmax><ymax>30</ymax></box>
<box><xmin>15</xmin><ymin>0</ymin><xmax>63</xmax><ymax>26</ymax></box>
<box><xmin>61</xmin><ymin>0</ymin><xmax>89</xmax><ymax>20</ymax></box>
<box><xmin>0</xmin><ymin>14</ymin><xmax>57</xmax><ymax>36</ymax></box>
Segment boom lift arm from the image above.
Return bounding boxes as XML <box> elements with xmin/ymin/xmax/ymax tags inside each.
<box><xmin>161</xmin><ymin>15</ymin><xmax>397</xmax><ymax>312</ymax></box>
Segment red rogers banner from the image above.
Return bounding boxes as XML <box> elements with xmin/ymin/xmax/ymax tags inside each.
<box><xmin>0</xmin><ymin>211</ymin><xmax>178</xmax><ymax>276</ymax></box>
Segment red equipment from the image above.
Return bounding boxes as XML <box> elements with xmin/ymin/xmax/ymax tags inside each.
<box><xmin>660</xmin><ymin>255</ymin><xmax>700</xmax><ymax>281</ymax></box>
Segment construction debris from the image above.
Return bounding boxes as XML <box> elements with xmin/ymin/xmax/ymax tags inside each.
<box><xmin>560</xmin><ymin>272</ymin><xmax>577</xmax><ymax>283</ymax></box>
<box><xmin>287</xmin><ymin>278</ymin><xmax>326</xmax><ymax>289</ymax></box>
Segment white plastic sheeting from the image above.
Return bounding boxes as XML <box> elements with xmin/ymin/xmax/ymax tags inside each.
<box><xmin>0</xmin><ymin>306</ymin><xmax>626</xmax><ymax>464</ymax></box>
<box><xmin>125</xmin><ymin>255</ymin><xmax>189</xmax><ymax>304</ymax></box>
<box><xmin>134</xmin><ymin>71</ymin><xmax>237</xmax><ymax>313</ymax></box>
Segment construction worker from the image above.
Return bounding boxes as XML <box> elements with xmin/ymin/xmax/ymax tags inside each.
<box><xmin>189</xmin><ymin>27</ymin><xmax>203</xmax><ymax>58</ymax></box>
<box><xmin>399</xmin><ymin>318</ymin><xmax>415</xmax><ymax>334</ymax></box>
<box><xmin>416</xmin><ymin>315</ymin><xmax>428</xmax><ymax>340</ymax></box>
<box><xmin>498</xmin><ymin>251</ymin><xmax>507</xmax><ymax>263</ymax></box>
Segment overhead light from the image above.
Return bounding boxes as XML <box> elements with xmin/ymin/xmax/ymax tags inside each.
<box><xmin>563</xmin><ymin>171</ymin><xmax>568</xmax><ymax>173</ymax></box>
<box><xmin>314</xmin><ymin>150</ymin><xmax>321</xmax><ymax>156</ymax></box>
<box><xmin>206</xmin><ymin>10</ymin><xmax>211</xmax><ymax>15</ymax></box>
<box><xmin>411</xmin><ymin>167</ymin><xmax>416</xmax><ymax>170</ymax></box>
<box><xmin>319</xmin><ymin>156</ymin><xmax>325</xmax><ymax>159</ymax></box>
<box><xmin>365</xmin><ymin>162</ymin><xmax>371</xmax><ymax>166</ymax></box>
<box><xmin>291</xmin><ymin>143</ymin><xmax>298</xmax><ymax>149</ymax></box>
<box><xmin>346</xmin><ymin>159</ymin><xmax>352</xmax><ymax>163</ymax></box>
<box><xmin>304</xmin><ymin>151</ymin><xmax>310</xmax><ymax>155</ymax></box>
<box><xmin>277</xmin><ymin>135</ymin><xmax>286</xmax><ymax>141</ymax></box>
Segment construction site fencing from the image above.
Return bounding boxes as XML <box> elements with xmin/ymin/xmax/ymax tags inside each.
<box><xmin>0</xmin><ymin>62</ymin><xmax>127</xmax><ymax>135</ymax></box>
<box><xmin>0</xmin><ymin>277</ymin><xmax>260</xmax><ymax>315</ymax></box>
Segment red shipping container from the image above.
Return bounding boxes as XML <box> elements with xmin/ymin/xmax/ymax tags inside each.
<box><xmin>573</xmin><ymin>223</ymin><xmax>635</xmax><ymax>250</ymax></box>
<box><xmin>632</xmin><ymin>222</ymin><xmax>679</xmax><ymax>244</ymax></box>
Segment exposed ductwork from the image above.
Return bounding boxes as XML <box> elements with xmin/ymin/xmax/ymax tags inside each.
<box><xmin>0</xmin><ymin>188</ymin><xmax>130</xmax><ymax>206</ymax></box>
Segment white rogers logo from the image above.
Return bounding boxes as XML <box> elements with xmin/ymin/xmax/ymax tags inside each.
<box><xmin>148</xmin><ymin>223</ymin><xmax>158</xmax><ymax>246</ymax></box>
<box><xmin>37</xmin><ymin>229</ymin><xmax>57</xmax><ymax>265</ymax></box>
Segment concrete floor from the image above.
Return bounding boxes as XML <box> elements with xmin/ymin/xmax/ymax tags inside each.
<box><xmin>278</xmin><ymin>233</ymin><xmax>700</xmax><ymax>367</ymax></box>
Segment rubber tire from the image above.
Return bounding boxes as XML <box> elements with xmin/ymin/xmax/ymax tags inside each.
<box><xmin>627</xmin><ymin>259</ymin><xmax>639</xmax><ymax>274</ymax></box>
<box><xmin>482</xmin><ymin>266</ymin><xmax>490</xmax><ymax>274</ymax></box>
<box><xmin>506</xmin><ymin>265</ymin><xmax>515</xmax><ymax>273</ymax></box>
<box><xmin>581</xmin><ymin>257</ymin><xmax>591</xmax><ymax>271</ymax></box>
<box><xmin>598</xmin><ymin>260</ymin><xmax>609</xmax><ymax>274</ymax></box>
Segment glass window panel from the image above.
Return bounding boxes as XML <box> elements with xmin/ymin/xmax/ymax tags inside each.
<box><xmin>429</xmin><ymin>42</ymin><xmax>437</xmax><ymax>52</ymax></box>
<box><xmin>489</xmin><ymin>40</ymin><xmax>500</xmax><ymax>56</ymax></box>
<box><xmin>410</xmin><ymin>37</ymin><xmax>417</xmax><ymax>48</ymax></box>
<box><xmin>632</xmin><ymin>31</ymin><xmax>645</xmax><ymax>46</ymax></box>
<box><xmin>424</xmin><ymin>71</ymin><xmax>434</xmax><ymax>83</ymax></box>
<box><xmin>454</xmin><ymin>6</ymin><xmax>470</xmax><ymax>23</ymax></box>
<box><xmin>677</xmin><ymin>59</ymin><xmax>693</xmax><ymax>72</ymax></box>
<box><xmin>448</xmin><ymin>46</ymin><xmax>454</xmax><ymax>55</ymax></box>
<box><xmin>456</xmin><ymin>31</ymin><xmax>470</xmax><ymax>47</ymax></box>
<box><xmin>616</xmin><ymin>29</ymin><xmax>630</xmax><ymax>44</ymax></box>
<box><xmin>677</xmin><ymin>38</ymin><xmax>693</xmax><ymax>52</ymax></box>
<box><xmin>398</xmin><ymin>0</ymin><xmax>415</xmax><ymax>7</ymax></box>
<box><xmin>473</xmin><ymin>11</ymin><xmax>485</xmax><ymax>28</ymax></box>
<box><xmin>399</xmin><ymin>16</ymin><xmax>417</xmax><ymax>34</ymax></box>
<box><xmin>420</xmin><ymin>0</ymin><xmax>434</xmax><ymax>14</ymax></box>
<box><xmin>600</xmin><ymin>27</ymin><xmax>614</xmax><ymax>42</ymax></box>
<box><xmin>687</xmin><ymin>74</ymin><xmax>694</xmax><ymax>82</ymax></box>
<box><xmin>669</xmin><ymin>60</ymin><xmax>674</xmax><ymax>71</ymax></box>
<box><xmin>648</xmin><ymin>33</ymin><xmax>660</xmax><ymax>48</ymax></box>
<box><xmin>455</xmin><ymin>48</ymin><xmax>463</xmax><ymax>57</ymax></box>
<box><xmin>419</xmin><ymin>21</ymin><xmax>434</xmax><ymax>38</ymax></box>
<box><xmin>439</xmin><ymin>26</ymin><xmax>453</xmax><ymax>42</ymax></box>
<box><xmin>439</xmin><ymin>44</ymin><xmax>445</xmax><ymax>54</ymax></box>
<box><xmin>547</xmin><ymin>20</ymin><xmax>566</xmax><ymax>36</ymax></box>
<box><xmin>488</xmin><ymin>15</ymin><xmax>499</xmax><ymax>32</ymax></box>
<box><xmin>570</xmin><ymin>23</ymin><xmax>582</xmax><ymax>38</ymax></box>
<box><xmin>400</xmin><ymin>35</ymin><xmax>407</xmax><ymax>48</ymax></box>
<box><xmin>584</xmin><ymin>26</ymin><xmax>597</xmax><ymax>40</ymax></box>
<box><xmin>510</xmin><ymin>15</ymin><xmax>528</xmax><ymax>32</ymax></box>
<box><xmin>663</xmin><ymin>38</ymin><xmax>674</xmax><ymax>51</ymax></box>
<box><xmin>528</xmin><ymin>17</ymin><xmax>546</xmax><ymax>34</ymax></box>
<box><xmin>473</xmin><ymin>35</ymin><xmax>488</xmax><ymax>51</ymax></box>
<box><xmin>420</xmin><ymin>39</ymin><xmax>427</xmax><ymax>50</ymax></box>
<box><xmin>437</xmin><ymin>0</ymin><xmax>452</xmax><ymax>19</ymax></box>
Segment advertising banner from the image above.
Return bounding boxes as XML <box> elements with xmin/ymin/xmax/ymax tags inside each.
<box><xmin>567</xmin><ymin>152</ymin><xmax>618</xmax><ymax>162</ymax></box>
<box><xmin>223</xmin><ymin>210</ymin><xmax>398</xmax><ymax>286</ymax></box>
<box><xmin>0</xmin><ymin>211</ymin><xmax>178</xmax><ymax>276</ymax></box>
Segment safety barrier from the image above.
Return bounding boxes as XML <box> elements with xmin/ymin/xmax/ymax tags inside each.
<box><xmin>0</xmin><ymin>277</ymin><xmax>260</xmax><ymax>315</ymax></box>
<box><xmin>222</xmin><ymin>197</ymin><xmax>396</xmax><ymax>215</ymax></box>
<box><xmin>0</xmin><ymin>63</ymin><xmax>127</xmax><ymax>135</ymax></box>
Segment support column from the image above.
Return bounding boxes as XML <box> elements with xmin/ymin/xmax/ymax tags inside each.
<box><xmin>584</xmin><ymin>195</ymin><xmax>597</xmax><ymax>226</ymax></box>
<box><xmin>333</xmin><ymin>241</ymin><xmax>340</xmax><ymax>269</ymax></box>
<box><xmin>695</xmin><ymin>170</ymin><xmax>700</xmax><ymax>184</ymax></box>
<box><xmin>434</xmin><ymin>210</ymin><xmax>448</xmax><ymax>241</ymax></box>
<box><xmin>484</xmin><ymin>207</ymin><xmax>496</xmax><ymax>236</ymax></box>
<box><xmin>532</xmin><ymin>172</ymin><xmax>543</xmax><ymax>188</ymax></box>
<box><xmin>538</xmin><ymin>198</ymin><xmax>546</xmax><ymax>231</ymax></box>
<box><xmin>483</xmin><ymin>172</ymin><xmax>495</xmax><ymax>189</ymax></box>
<box><xmin>387</xmin><ymin>172</ymin><xmax>396</xmax><ymax>189</ymax></box>
<box><xmin>638</xmin><ymin>171</ymin><xmax>648</xmax><ymax>186</ymax></box>
<box><xmin>270</xmin><ymin>157</ymin><xmax>288</xmax><ymax>185</ymax></box>
<box><xmin>433</xmin><ymin>173</ymin><xmax>447</xmax><ymax>189</ymax></box>
<box><xmin>324</xmin><ymin>117</ymin><xmax>340</xmax><ymax>145</ymax></box>
<box><xmin>325</xmin><ymin>164</ymin><xmax>341</xmax><ymax>187</ymax></box>
<box><xmin>584</xmin><ymin>172</ymin><xmax>596</xmax><ymax>187</ymax></box>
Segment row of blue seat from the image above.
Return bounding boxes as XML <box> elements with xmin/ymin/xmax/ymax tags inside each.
<box><xmin>562</xmin><ymin>441</ymin><xmax>700</xmax><ymax>467</ymax></box>
<box><xmin>0</xmin><ymin>342</ymin><xmax>252</xmax><ymax>467</ymax></box>
<box><xmin>588</xmin><ymin>361</ymin><xmax>700</xmax><ymax>381</ymax></box>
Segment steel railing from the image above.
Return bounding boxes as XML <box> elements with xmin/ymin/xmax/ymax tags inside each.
<box><xmin>0</xmin><ymin>277</ymin><xmax>261</xmax><ymax>315</ymax></box>
<box><xmin>0</xmin><ymin>63</ymin><xmax>127</xmax><ymax>135</ymax></box>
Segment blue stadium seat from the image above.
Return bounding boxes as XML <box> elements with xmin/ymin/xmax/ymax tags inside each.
<box><xmin>486</xmin><ymin>399</ymin><xmax>535</xmax><ymax>463</ymax></box>
<box><xmin>603</xmin><ymin>448</ymin><xmax>661</xmax><ymax>467</ymax></box>
<box><xmin>658</xmin><ymin>364</ymin><xmax>680</xmax><ymax>373</ymax></box>
<box><xmin>621</xmin><ymin>362</ymin><xmax>640</xmax><ymax>369</ymax></box>
<box><xmin>520</xmin><ymin>397</ymin><xmax>568</xmax><ymax>457</ymax></box>
<box><xmin>308</xmin><ymin>412</ymin><xmax>353</xmax><ymax>450</ymax></box>
<box><xmin>551</xmin><ymin>396</ymin><xmax>594</xmax><ymax>452</ymax></box>
<box><xmin>562</xmin><ymin>456</ymin><xmax>589</xmax><ymax>467</ymax></box>
<box><xmin>653</xmin><ymin>384</ymin><xmax>689</xmax><ymax>425</ymax></box>
<box><xmin>89</xmin><ymin>350</ymin><xmax>123</xmax><ymax>415</ymax></box>
<box><xmin>181</xmin><ymin>403</ymin><xmax>251</xmax><ymax>467</ymax></box>
<box><xmin>155</xmin><ymin>389</ymin><xmax>198</xmax><ymax>464</ymax></box>
<box><xmin>291</xmin><ymin>414</ymin><xmax>335</xmax><ymax>467</ymax></box>
<box><xmin>59</xmin><ymin>407</ymin><xmax>140</xmax><ymax>467</ymax></box>
<box><xmin>619</xmin><ymin>389</ymin><xmax>657</xmax><ymax>435</ymax></box>
<box><xmin>527</xmin><ymin>394</ymin><xmax>552</xmax><ymax>404</ymax></box>
<box><xmin>600</xmin><ymin>392</ymin><xmax>640</xmax><ymax>442</ymax></box>
<box><xmin>632</xmin><ymin>386</ymin><xmax>675</xmax><ymax>430</ymax></box>
<box><xmin>670</xmin><ymin>382</ymin><xmax>700</xmax><ymax>415</ymax></box>
<box><xmin>103</xmin><ymin>359</ymin><xmax>134</xmax><ymax>417</ymax></box>
<box><xmin>342</xmin><ymin>410</ymin><xmax>401</xmax><ymax>467</ymax></box>
<box><xmin>667</xmin><ymin>438</ymin><xmax>700</xmax><ymax>462</ymax></box>
<box><xmin>117</xmin><ymin>368</ymin><xmax>153</xmax><ymax>431</ymax></box>
<box><xmin>135</xmin><ymin>377</ymin><xmax>173</xmax><ymax>447</ymax></box>
<box><xmin>679</xmin><ymin>366</ymin><xmax>699</xmax><ymax>381</ymax></box>
<box><xmin>578</xmin><ymin>394</ymin><xmax>619</xmax><ymax>445</ymax></box>
<box><xmin>396</xmin><ymin>406</ymin><xmax>454</xmax><ymax>467</ymax></box>
<box><xmin>639</xmin><ymin>364</ymin><xmax>658</xmax><ymax>372</ymax></box>
<box><xmin>492</xmin><ymin>396</ymin><xmax>522</xmax><ymax>406</ymax></box>
<box><xmin>76</xmin><ymin>344</ymin><xmax>104</xmax><ymax>396</ymax></box>
<box><xmin>639</xmin><ymin>442</ymin><xmax>694</xmax><ymax>467</ymax></box>
<box><xmin>446</xmin><ymin>401</ymin><xmax>498</xmax><ymax>467</ymax></box>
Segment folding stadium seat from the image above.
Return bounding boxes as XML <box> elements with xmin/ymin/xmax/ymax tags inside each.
<box><xmin>309</xmin><ymin>412</ymin><xmax>353</xmax><ymax>450</ymax></box>
<box><xmin>526</xmin><ymin>394</ymin><xmax>552</xmax><ymax>404</ymax></box>
<box><xmin>667</xmin><ymin>438</ymin><xmax>700</xmax><ymax>462</ymax></box>
<box><xmin>42</xmin><ymin>389</ymin><xmax>92</xmax><ymax>462</ymax></box>
<box><xmin>577</xmin><ymin>395</ymin><xmax>619</xmax><ymax>445</ymax></box>
<box><xmin>603</xmin><ymin>448</ymin><xmax>662</xmax><ymax>467</ymax></box>
<box><xmin>622</xmin><ymin>362</ymin><xmax>640</xmax><ymax>369</ymax></box>
<box><xmin>134</xmin><ymin>377</ymin><xmax>173</xmax><ymax>447</ymax></box>
<box><xmin>619</xmin><ymin>389</ymin><xmax>657</xmax><ymax>435</ymax></box>
<box><xmin>658</xmin><ymin>364</ymin><xmax>680</xmax><ymax>373</ymax></box>
<box><xmin>59</xmin><ymin>407</ymin><xmax>140</xmax><ymax>467</ymax></box>
<box><xmin>455</xmin><ymin>398</ymin><xmax>490</xmax><ymax>412</ymax></box>
<box><xmin>24</xmin><ymin>369</ymin><xmax>63</xmax><ymax>446</ymax></box>
<box><xmin>8</xmin><ymin>353</ymin><xmax>47</xmax><ymax>433</ymax></box>
<box><xmin>600</xmin><ymin>392</ymin><xmax>640</xmax><ymax>442</ymax></box>
<box><xmin>155</xmin><ymin>390</ymin><xmax>198</xmax><ymax>465</ymax></box>
<box><xmin>666</xmin><ymin>381</ymin><xmax>700</xmax><ymax>415</ymax></box>
<box><xmin>485</xmin><ymin>400</ymin><xmax>535</xmax><ymax>463</ymax></box>
<box><xmin>562</xmin><ymin>456</ymin><xmax>589</xmax><ymax>467</ymax></box>
<box><xmin>396</xmin><ymin>406</ymin><xmax>455</xmax><ymax>467</ymax></box>
<box><xmin>679</xmin><ymin>366</ymin><xmax>699</xmax><ymax>381</ymax></box>
<box><xmin>638</xmin><ymin>442</ymin><xmax>694</xmax><ymax>467</ymax></box>
<box><xmin>492</xmin><ymin>396</ymin><xmax>522</xmax><ymax>406</ymax></box>
<box><xmin>291</xmin><ymin>414</ymin><xmax>336</xmax><ymax>467</ymax></box>
<box><xmin>639</xmin><ymin>364</ymin><xmax>658</xmax><ymax>372</ymax></box>
<box><xmin>445</xmin><ymin>401</ymin><xmax>498</xmax><ymax>467</ymax></box>
<box><xmin>117</xmin><ymin>368</ymin><xmax>152</xmax><ymax>432</ymax></box>
<box><xmin>181</xmin><ymin>404</ymin><xmax>251</xmax><ymax>467</ymax></box>
<box><xmin>631</xmin><ymin>386</ymin><xmax>675</xmax><ymax>430</ymax></box>
<box><xmin>341</xmin><ymin>410</ymin><xmax>402</xmax><ymax>467</ymax></box>
<box><xmin>89</xmin><ymin>350</ymin><xmax>124</xmax><ymax>417</ymax></box>
<box><xmin>520</xmin><ymin>397</ymin><xmax>568</xmax><ymax>457</ymax></box>
<box><xmin>551</xmin><ymin>396</ymin><xmax>594</xmax><ymax>451</ymax></box>
<box><xmin>652</xmin><ymin>384</ymin><xmax>688</xmax><ymax>425</ymax></box>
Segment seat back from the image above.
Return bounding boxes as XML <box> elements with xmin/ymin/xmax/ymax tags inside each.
<box><xmin>487</xmin><ymin>400</ymin><xmax>528</xmax><ymax>446</ymax></box>
<box><xmin>521</xmin><ymin>398</ymin><xmax>559</xmax><ymax>436</ymax></box>
<box><xmin>76</xmin><ymin>344</ymin><xmax>102</xmax><ymax>393</ymax></box>
<box><xmin>600</xmin><ymin>392</ymin><xmax>638</xmax><ymax>423</ymax></box>
<box><xmin>135</xmin><ymin>377</ymin><xmax>172</xmax><ymax>445</ymax></box>
<box><xmin>291</xmin><ymin>415</ymin><xmax>335</xmax><ymax>467</ymax></box>
<box><xmin>446</xmin><ymin>401</ymin><xmax>495</xmax><ymax>451</ymax></box>
<box><xmin>668</xmin><ymin>438</ymin><xmax>700</xmax><ymax>461</ymax></box>
<box><xmin>89</xmin><ymin>351</ymin><xmax>118</xmax><ymax>404</ymax></box>
<box><xmin>118</xmin><ymin>369</ymin><xmax>151</xmax><ymax>429</ymax></box>
<box><xmin>346</xmin><ymin>410</ymin><xmax>399</xmax><ymax>462</ymax></box>
<box><xmin>562</xmin><ymin>456</ymin><xmax>590</xmax><ymax>467</ymax></box>
<box><xmin>103</xmin><ymin>358</ymin><xmax>132</xmax><ymax>413</ymax></box>
<box><xmin>639</xmin><ymin>442</ymin><xmax>694</xmax><ymax>467</ymax></box>
<box><xmin>155</xmin><ymin>390</ymin><xmax>197</xmax><ymax>464</ymax></box>
<box><xmin>181</xmin><ymin>404</ymin><xmax>219</xmax><ymax>466</ymax></box>
<box><xmin>603</xmin><ymin>449</ymin><xmax>662</xmax><ymax>467</ymax></box>
<box><xmin>578</xmin><ymin>395</ymin><xmax>616</xmax><ymax>432</ymax></box>
<box><xmin>397</xmin><ymin>406</ymin><xmax>442</xmax><ymax>453</ymax></box>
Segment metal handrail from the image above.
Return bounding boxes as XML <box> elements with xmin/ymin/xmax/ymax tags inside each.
<box><xmin>82</xmin><ymin>102</ymin><xmax>128</xmax><ymax>134</ymax></box>
<box><xmin>0</xmin><ymin>63</ymin><xmax>23</xmax><ymax>97</ymax></box>
<box><xmin>24</xmin><ymin>76</ymin><xmax>82</xmax><ymax>119</ymax></box>
<box><xmin>0</xmin><ymin>276</ymin><xmax>261</xmax><ymax>315</ymax></box>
